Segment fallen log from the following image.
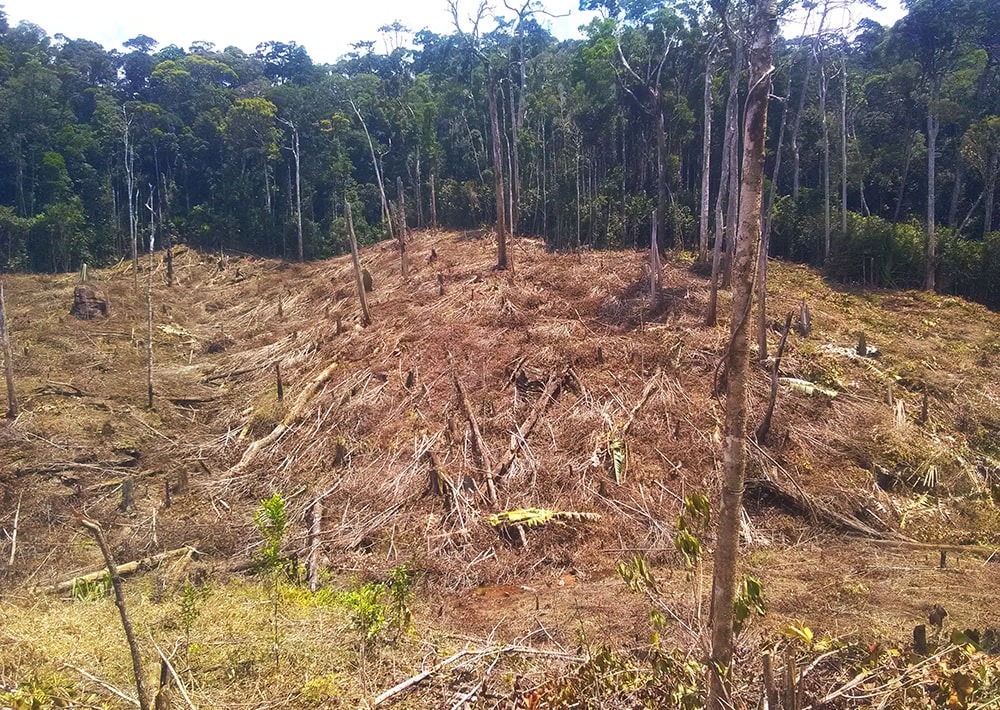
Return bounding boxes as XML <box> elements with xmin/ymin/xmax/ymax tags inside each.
<box><xmin>495</xmin><ymin>368</ymin><xmax>565</xmax><ymax>479</ymax></box>
<box><xmin>47</xmin><ymin>545</ymin><xmax>197</xmax><ymax>594</ymax></box>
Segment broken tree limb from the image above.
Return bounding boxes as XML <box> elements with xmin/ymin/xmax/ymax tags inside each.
<box><xmin>449</xmin><ymin>354</ymin><xmax>497</xmax><ymax>505</ymax></box>
<box><xmin>345</xmin><ymin>199</ymin><xmax>372</xmax><ymax>326</ymax></box>
<box><xmin>495</xmin><ymin>369</ymin><xmax>565</xmax><ymax>479</ymax></box>
<box><xmin>621</xmin><ymin>367</ymin><xmax>662</xmax><ymax>438</ymax></box>
<box><xmin>63</xmin><ymin>663</ymin><xmax>140</xmax><ymax>708</ymax></box>
<box><xmin>49</xmin><ymin>545</ymin><xmax>196</xmax><ymax>593</ymax></box>
<box><xmin>230</xmin><ymin>360</ymin><xmax>339</xmax><ymax>476</ymax></box>
<box><xmin>372</xmin><ymin>649</ymin><xmax>470</xmax><ymax>707</ymax></box>
<box><xmin>8</xmin><ymin>489</ymin><xmax>22</xmax><ymax>566</ymax></box>
<box><xmin>745</xmin><ymin>474</ymin><xmax>888</xmax><ymax>538</ymax></box>
<box><xmin>755</xmin><ymin>312</ymin><xmax>793</xmax><ymax>443</ymax></box>
<box><xmin>80</xmin><ymin>517</ymin><xmax>150</xmax><ymax>710</ymax></box>
<box><xmin>307</xmin><ymin>500</ymin><xmax>323</xmax><ymax>593</ymax></box>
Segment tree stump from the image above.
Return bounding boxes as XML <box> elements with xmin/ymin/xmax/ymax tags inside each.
<box><xmin>71</xmin><ymin>285</ymin><xmax>109</xmax><ymax>319</ymax></box>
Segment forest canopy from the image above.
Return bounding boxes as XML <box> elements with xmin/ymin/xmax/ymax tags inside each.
<box><xmin>0</xmin><ymin>0</ymin><xmax>996</xmax><ymax>306</ymax></box>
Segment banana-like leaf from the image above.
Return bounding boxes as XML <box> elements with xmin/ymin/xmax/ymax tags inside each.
<box><xmin>779</xmin><ymin>377</ymin><xmax>838</xmax><ymax>398</ymax></box>
<box><xmin>608</xmin><ymin>436</ymin><xmax>628</xmax><ymax>484</ymax></box>
<box><xmin>488</xmin><ymin>507</ymin><xmax>601</xmax><ymax>529</ymax></box>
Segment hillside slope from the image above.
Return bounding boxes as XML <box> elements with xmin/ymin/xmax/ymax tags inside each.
<box><xmin>1</xmin><ymin>230</ymin><xmax>998</xmax><ymax>708</ymax></box>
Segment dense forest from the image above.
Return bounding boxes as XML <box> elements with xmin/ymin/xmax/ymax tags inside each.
<box><xmin>0</xmin><ymin>0</ymin><xmax>997</xmax><ymax>306</ymax></box>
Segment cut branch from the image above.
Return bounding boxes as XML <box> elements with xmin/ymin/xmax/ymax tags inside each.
<box><xmin>80</xmin><ymin>517</ymin><xmax>150</xmax><ymax>710</ymax></box>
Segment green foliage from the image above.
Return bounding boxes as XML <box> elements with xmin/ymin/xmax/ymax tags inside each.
<box><xmin>254</xmin><ymin>492</ymin><xmax>288</xmax><ymax>572</ymax></box>
<box><xmin>732</xmin><ymin>576</ymin><xmax>766</xmax><ymax>636</ymax></box>
<box><xmin>338</xmin><ymin>565</ymin><xmax>416</xmax><ymax>649</ymax></box>
<box><xmin>0</xmin><ymin>675</ymin><xmax>100</xmax><ymax>710</ymax></box>
<box><xmin>70</xmin><ymin>576</ymin><xmax>111</xmax><ymax>601</ymax></box>
<box><xmin>179</xmin><ymin>578</ymin><xmax>209</xmax><ymax>644</ymax></box>
<box><xmin>674</xmin><ymin>494</ymin><xmax>709</xmax><ymax>569</ymax></box>
<box><xmin>616</xmin><ymin>553</ymin><xmax>658</xmax><ymax>594</ymax></box>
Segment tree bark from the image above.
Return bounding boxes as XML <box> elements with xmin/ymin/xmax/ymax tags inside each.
<box><xmin>840</xmin><ymin>56</ymin><xmax>848</xmax><ymax>241</ymax></box>
<box><xmin>699</xmin><ymin>51</ymin><xmax>714</xmax><ymax>262</ymax></box>
<box><xmin>820</xmin><ymin>59</ymin><xmax>831</xmax><ymax>262</ymax></box>
<box><xmin>0</xmin><ymin>281</ymin><xmax>18</xmax><ymax>418</ymax></box>
<box><xmin>708</xmin><ymin>0</ymin><xmax>775</xmax><ymax>706</ymax></box>
<box><xmin>81</xmin><ymin>518</ymin><xmax>151</xmax><ymax>710</ymax></box>
<box><xmin>396</xmin><ymin>176</ymin><xmax>408</xmax><ymax>278</ymax></box>
<box><xmin>488</xmin><ymin>84</ymin><xmax>509</xmax><ymax>270</ymax></box>
<box><xmin>345</xmin><ymin>200</ymin><xmax>372</xmax><ymax>326</ymax></box>
<box><xmin>925</xmin><ymin>110</ymin><xmax>939</xmax><ymax>291</ymax></box>
<box><xmin>429</xmin><ymin>171</ymin><xmax>438</xmax><ymax>229</ymax></box>
<box><xmin>706</xmin><ymin>39</ymin><xmax>740</xmax><ymax>326</ymax></box>
<box><xmin>351</xmin><ymin>99</ymin><xmax>394</xmax><ymax>241</ymax></box>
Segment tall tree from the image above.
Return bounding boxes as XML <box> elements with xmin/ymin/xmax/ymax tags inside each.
<box><xmin>707</xmin><ymin>0</ymin><xmax>776</xmax><ymax>707</ymax></box>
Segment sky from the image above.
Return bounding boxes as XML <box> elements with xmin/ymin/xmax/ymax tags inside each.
<box><xmin>2</xmin><ymin>0</ymin><xmax>906</xmax><ymax>65</ymax></box>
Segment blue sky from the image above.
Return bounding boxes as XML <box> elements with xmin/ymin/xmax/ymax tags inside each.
<box><xmin>2</xmin><ymin>0</ymin><xmax>905</xmax><ymax>65</ymax></box>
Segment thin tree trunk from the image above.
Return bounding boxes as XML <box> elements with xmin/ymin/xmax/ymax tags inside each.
<box><xmin>700</xmin><ymin>51</ymin><xmax>715</xmax><ymax>262</ymax></box>
<box><xmin>0</xmin><ymin>281</ymin><xmax>18</xmax><ymax>418</ymax></box>
<box><xmin>396</xmin><ymin>176</ymin><xmax>408</xmax><ymax>278</ymax></box>
<box><xmin>146</xmin><ymin>191</ymin><xmax>155</xmax><ymax>410</ymax></box>
<box><xmin>820</xmin><ymin>59</ymin><xmax>831</xmax><ymax>262</ymax></box>
<box><xmin>345</xmin><ymin>200</ymin><xmax>372</xmax><ymax>326</ymax></box>
<box><xmin>984</xmin><ymin>154</ymin><xmax>997</xmax><ymax>237</ymax></box>
<box><xmin>758</xmin><ymin>92</ymin><xmax>789</xmax><ymax>360</ymax></box>
<box><xmin>430</xmin><ymin>172</ymin><xmax>438</xmax><ymax>229</ymax></box>
<box><xmin>708</xmin><ymin>0</ymin><xmax>776</xmax><ymax>706</ymax></box>
<box><xmin>488</xmin><ymin>84</ymin><xmax>509</xmax><ymax>270</ymax></box>
<box><xmin>292</xmin><ymin>124</ymin><xmax>303</xmax><ymax>261</ymax></box>
<box><xmin>351</xmin><ymin>99</ymin><xmax>394</xmax><ymax>240</ymax></box>
<box><xmin>925</xmin><ymin>110</ymin><xmax>938</xmax><ymax>291</ymax></box>
<box><xmin>415</xmin><ymin>151</ymin><xmax>425</xmax><ymax>229</ymax></box>
<box><xmin>707</xmin><ymin>41</ymin><xmax>740</xmax><ymax>326</ymax></box>
<box><xmin>840</xmin><ymin>56</ymin><xmax>848</xmax><ymax>241</ymax></box>
<box><xmin>81</xmin><ymin>518</ymin><xmax>151</xmax><ymax>710</ymax></box>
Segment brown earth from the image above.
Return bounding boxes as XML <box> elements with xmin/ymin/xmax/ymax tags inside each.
<box><xmin>0</xmin><ymin>230</ymin><xmax>998</xmax><ymax>708</ymax></box>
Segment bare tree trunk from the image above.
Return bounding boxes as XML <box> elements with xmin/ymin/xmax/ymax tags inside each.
<box><xmin>656</xmin><ymin>99</ymin><xmax>669</xmax><ymax>247</ymax></box>
<box><xmin>292</xmin><ymin>123</ymin><xmax>304</xmax><ymax>261</ymax></box>
<box><xmin>0</xmin><ymin>281</ymin><xmax>18</xmax><ymax>418</ymax></box>
<box><xmin>699</xmin><ymin>51</ymin><xmax>714</xmax><ymax>262</ymax></box>
<box><xmin>820</xmin><ymin>59</ymin><xmax>831</xmax><ymax>263</ymax></box>
<box><xmin>351</xmin><ymin>99</ymin><xmax>394</xmax><ymax>240</ymax></box>
<box><xmin>576</xmin><ymin>146</ymin><xmax>582</xmax><ymax>253</ymax></box>
<box><xmin>789</xmin><ymin>7</ymin><xmax>826</xmax><ymax>202</ymax></box>
<box><xmin>925</xmin><ymin>110</ymin><xmax>939</xmax><ymax>291</ymax></box>
<box><xmin>840</xmin><ymin>56</ymin><xmax>848</xmax><ymax>241</ymax></box>
<box><xmin>122</xmin><ymin>108</ymin><xmax>138</xmax><ymax>290</ymax></box>
<box><xmin>758</xmin><ymin>92</ymin><xmax>789</xmax><ymax>360</ymax></box>
<box><xmin>430</xmin><ymin>171</ymin><xmax>438</xmax><ymax>229</ymax></box>
<box><xmin>414</xmin><ymin>150</ymin><xmax>425</xmax><ymax>229</ymax></box>
<box><xmin>707</xmin><ymin>42</ymin><xmax>740</xmax><ymax>326</ymax></box>
<box><xmin>146</xmin><ymin>191</ymin><xmax>155</xmax><ymax>409</ymax></box>
<box><xmin>984</xmin><ymin>153</ymin><xmax>997</xmax><ymax>237</ymax></box>
<box><xmin>488</xmin><ymin>84</ymin><xmax>509</xmax><ymax>270</ymax></box>
<box><xmin>345</xmin><ymin>200</ymin><xmax>372</xmax><ymax>326</ymax></box>
<box><xmin>708</xmin><ymin>0</ymin><xmax>776</xmax><ymax>706</ymax></box>
<box><xmin>650</xmin><ymin>209</ymin><xmax>661</xmax><ymax>308</ymax></box>
<box><xmin>396</xmin><ymin>176</ymin><xmax>409</xmax><ymax>278</ymax></box>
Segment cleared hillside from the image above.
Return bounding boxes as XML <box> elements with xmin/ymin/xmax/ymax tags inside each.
<box><xmin>1</xmin><ymin>231</ymin><xmax>998</xmax><ymax>708</ymax></box>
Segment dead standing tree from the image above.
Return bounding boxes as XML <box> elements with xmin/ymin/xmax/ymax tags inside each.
<box><xmin>707</xmin><ymin>0</ymin><xmax>777</xmax><ymax>706</ymax></box>
<box><xmin>0</xmin><ymin>281</ymin><xmax>18</xmax><ymax>418</ymax></box>
<box><xmin>449</xmin><ymin>0</ymin><xmax>511</xmax><ymax>271</ymax></box>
